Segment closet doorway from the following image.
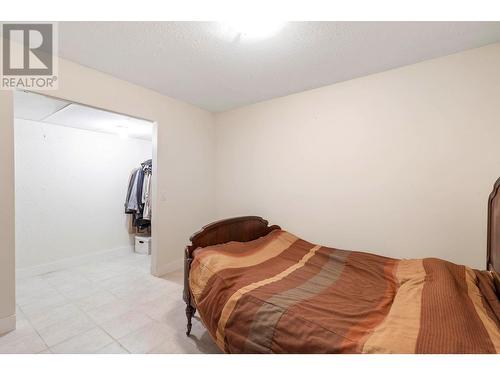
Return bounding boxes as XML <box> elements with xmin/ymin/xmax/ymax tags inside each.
<box><xmin>14</xmin><ymin>90</ymin><xmax>157</xmax><ymax>279</ymax></box>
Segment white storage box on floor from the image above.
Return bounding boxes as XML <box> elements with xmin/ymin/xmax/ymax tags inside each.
<box><xmin>135</xmin><ymin>235</ymin><xmax>151</xmax><ymax>255</ymax></box>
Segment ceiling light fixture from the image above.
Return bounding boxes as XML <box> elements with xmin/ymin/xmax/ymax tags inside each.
<box><xmin>218</xmin><ymin>21</ymin><xmax>286</xmax><ymax>41</ymax></box>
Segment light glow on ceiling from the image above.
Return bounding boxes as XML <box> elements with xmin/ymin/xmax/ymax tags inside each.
<box><xmin>218</xmin><ymin>21</ymin><xmax>286</xmax><ymax>41</ymax></box>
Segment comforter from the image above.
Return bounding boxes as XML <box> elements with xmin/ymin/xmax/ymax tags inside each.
<box><xmin>189</xmin><ymin>230</ymin><xmax>500</xmax><ymax>353</ymax></box>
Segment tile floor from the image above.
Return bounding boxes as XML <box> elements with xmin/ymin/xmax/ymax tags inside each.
<box><xmin>0</xmin><ymin>252</ymin><xmax>221</xmax><ymax>354</ymax></box>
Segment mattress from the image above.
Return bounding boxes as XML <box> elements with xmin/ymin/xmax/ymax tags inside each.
<box><xmin>189</xmin><ymin>229</ymin><xmax>500</xmax><ymax>353</ymax></box>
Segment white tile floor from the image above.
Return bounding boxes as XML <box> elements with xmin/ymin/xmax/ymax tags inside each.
<box><xmin>0</xmin><ymin>252</ymin><xmax>220</xmax><ymax>354</ymax></box>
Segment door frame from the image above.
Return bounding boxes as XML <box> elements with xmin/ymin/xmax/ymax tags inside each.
<box><xmin>12</xmin><ymin>90</ymin><xmax>161</xmax><ymax>276</ymax></box>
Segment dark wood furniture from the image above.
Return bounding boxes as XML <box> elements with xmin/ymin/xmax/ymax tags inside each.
<box><xmin>184</xmin><ymin>179</ymin><xmax>500</xmax><ymax>336</ymax></box>
<box><xmin>183</xmin><ymin>216</ymin><xmax>280</xmax><ymax>335</ymax></box>
<box><xmin>487</xmin><ymin>177</ymin><xmax>500</xmax><ymax>293</ymax></box>
<box><xmin>487</xmin><ymin>177</ymin><xmax>500</xmax><ymax>272</ymax></box>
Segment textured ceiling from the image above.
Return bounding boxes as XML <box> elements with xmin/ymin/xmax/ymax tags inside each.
<box><xmin>58</xmin><ymin>22</ymin><xmax>500</xmax><ymax>112</ymax></box>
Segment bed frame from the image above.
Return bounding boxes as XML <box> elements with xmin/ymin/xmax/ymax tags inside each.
<box><xmin>487</xmin><ymin>177</ymin><xmax>500</xmax><ymax>275</ymax></box>
<box><xmin>183</xmin><ymin>180</ymin><xmax>500</xmax><ymax>336</ymax></box>
<box><xmin>183</xmin><ymin>216</ymin><xmax>280</xmax><ymax>335</ymax></box>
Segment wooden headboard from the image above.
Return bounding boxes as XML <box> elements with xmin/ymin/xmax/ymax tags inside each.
<box><xmin>487</xmin><ymin>177</ymin><xmax>500</xmax><ymax>274</ymax></box>
<box><xmin>185</xmin><ymin>216</ymin><xmax>280</xmax><ymax>259</ymax></box>
<box><xmin>183</xmin><ymin>216</ymin><xmax>280</xmax><ymax>327</ymax></box>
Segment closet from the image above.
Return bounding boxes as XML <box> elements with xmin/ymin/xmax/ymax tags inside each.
<box><xmin>14</xmin><ymin>90</ymin><xmax>155</xmax><ymax>275</ymax></box>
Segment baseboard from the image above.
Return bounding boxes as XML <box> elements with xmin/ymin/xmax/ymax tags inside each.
<box><xmin>0</xmin><ymin>314</ymin><xmax>16</xmax><ymax>336</ymax></box>
<box><xmin>16</xmin><ymin>246</ymin><xmax>133</xmax><ymax>279</ymax></box>
<box><xmin>153</xmin><ymin>258</ymin><xmax>183</xmax><ymax>277</ymax></box>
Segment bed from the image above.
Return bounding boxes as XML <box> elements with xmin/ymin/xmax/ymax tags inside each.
<box><xmin>183</xmin><ymin>181</ymin><xmax>500</xmax><ymax>354</ymax></box>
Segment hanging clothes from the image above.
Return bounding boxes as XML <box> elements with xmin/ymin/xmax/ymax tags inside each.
<box><xmin>125</xmin><ymin>168</ymin><xmax>140</xmax><ymax>213</ymax></box>
<box><xmin>142</xmin><ymin>172</ymin><xmax>152</xmax><ymax>220</ymax></box>
<box><xmin>125</xmin><ymin>159</ymin><xmax>152</xmax><ymax>230</ymax></box>
<box><xmin>141</xmin><ymin>159</ymin><xmax>152</xmax><ymax>222</ymax></box>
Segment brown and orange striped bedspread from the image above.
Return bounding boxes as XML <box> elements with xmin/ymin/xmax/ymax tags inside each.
<box><xmin>189</xmin><ymin>230</ymin><xmax>500</xmax><ymax>353</ymax></box>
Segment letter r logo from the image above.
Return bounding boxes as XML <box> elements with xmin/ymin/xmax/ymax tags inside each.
<box><xmin>2</xmin><ymin>23</ymin><xmax>53</xmax><ymax>76</ymax></box>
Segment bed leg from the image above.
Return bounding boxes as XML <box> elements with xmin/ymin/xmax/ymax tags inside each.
<box><xmin>185</xmin><ymin>304</ymin><xmax>195</xmax><ymax>336</ymax></box>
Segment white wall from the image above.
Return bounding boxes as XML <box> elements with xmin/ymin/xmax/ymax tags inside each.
<box><xmin>215</xmin><ymin>43</ymin><xmax>500</xmax><ymax>269</ymax></box>
<box><xmin>14</xmin><ymin>119</ymin><xmax>152</xmax><ymax>270</ymax></box>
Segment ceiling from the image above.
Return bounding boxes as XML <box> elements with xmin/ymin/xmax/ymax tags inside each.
<box><xmin>58</xmin><ymin>22</ymin><xmax>500</xmax><ymax>112</ymax></box>
<box><xmin>14</xmin><ymin>91</ymin><xmax>153</xmax><ymax>141</ymax></box>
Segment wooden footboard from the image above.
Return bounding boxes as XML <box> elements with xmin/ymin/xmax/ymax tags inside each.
<box><xmin>183</xmin><ymin>216</ymin><xmax>280</xmax><ymax>335</ymax></box>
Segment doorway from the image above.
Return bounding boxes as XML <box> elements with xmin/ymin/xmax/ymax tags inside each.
<box><xmin>14</xmin><ymin>90</ymin><xmax>156</xmax><ymax>277</ymax></box>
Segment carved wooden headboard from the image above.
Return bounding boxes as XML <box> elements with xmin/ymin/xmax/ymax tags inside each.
<box><xmin>487</xmin><ymin>177</ymin><xmax>500</xmax><ymax>275</ymax></box>
<box><xmin>185</xmin><ymin>216</ymin><xmax>280</xmax><ymax>259</ymax></box>
<box><xmin>183</xmin><ymin>215</ymin><xmax>281</xmax><ymax>331</ymax></box>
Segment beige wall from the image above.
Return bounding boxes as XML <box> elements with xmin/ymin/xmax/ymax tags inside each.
<box><xmin>215</xmin><ymin>43</ymin><xmax>500</xmax><ymax>269</ymax></box>
<box><xmin>0</xmin><ymin>55</ymin><xmax>216</xmax><ymax>332</ymax></box>
<box><xmin>0</xmin><ymin>91</ymin><xmax>15</xmax><ymax>334</ymax></box>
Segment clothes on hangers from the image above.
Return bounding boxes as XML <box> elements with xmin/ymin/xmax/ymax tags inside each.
<box><xmin>142</xmin><ymin>172</ymin><xmax>152</xmax><ymax>220</ymax></box>
<box><xmin>125</xmin><ymin>168</ymin><xmax>140</xmax><ymax>213</ymax></box>
<box><xmin>125</xmin><ymin>159</ymin><xmax>152</xmax><ymax>229</ymax></box>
